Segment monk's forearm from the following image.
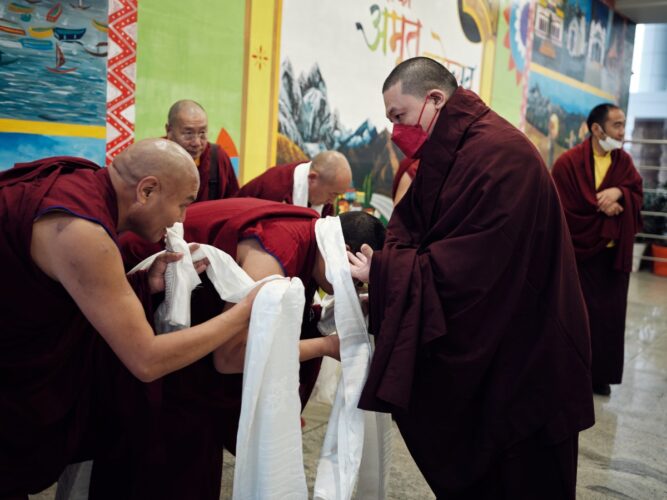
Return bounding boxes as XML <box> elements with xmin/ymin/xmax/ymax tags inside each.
<box><xmin>299</xmin><ymin>335</ymin><xmax>339</xmax><ymax>362</ymax></box>
<box><xmin>137</xmin><ymin>301</ymin><xmax>252</xmax><ymax>382</ymax></box>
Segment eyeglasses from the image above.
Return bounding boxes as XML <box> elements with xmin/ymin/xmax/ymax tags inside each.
<box><xmin>178</xmin><ymin>130</ymin><xmax>208</xmax><ymax>141</ymax></box>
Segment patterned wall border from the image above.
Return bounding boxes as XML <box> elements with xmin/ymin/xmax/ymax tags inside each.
<box><xmin>105</xmin><ymin>0</ymin><xmax>138</xmax><ymax>165</ymax></box>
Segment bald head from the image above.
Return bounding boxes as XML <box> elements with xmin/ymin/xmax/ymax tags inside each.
<box><xmin>112</xmin><ymin>138</ymin><xmax>198</xmax><ymax>187</ymax></box>
<box><xmin>112</xmin><ymin>138</ymin><xmax>200</xmax><ymax>242</ymax></box>
<box><xmin>166</xmin><ymin>100</ymin><xmax>209</xmax><ymax>161</ymax></box>
<box><xmin>382</xmin><ymin>57</ymin><xmax>458</xmax><ymax>99</ymax></box>
<box><xmin>308</xmin><ymin>151</ymin><xmax>352</xmax><ymax>206</ymax></box>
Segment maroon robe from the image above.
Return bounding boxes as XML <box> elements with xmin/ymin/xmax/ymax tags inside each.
<box><xmin>360</xmin><ymin>88</ymin><xmax>594</xmax><ymax>497</ymax></box>
<box><xmin>96</xmin><ymin>199</ymin><xmax>322</xmax><ymax>500</ymax></box>
<box><xmin>195</xmin><ymin>142</ymin><xmax>239</xmax><ymax>202</ymax></box>
<box><xmin>391</xmin><ymin>157</ymin><xmax>419</xmax><ymax>200</ymax></box>
<box><xmin>551</xmin><ymin>139</ymin><xmax>643</xmax><ymax>386</ymax></box>
<box><xmin>0</xmin><ymin>157</ymin><xmax>153</xmax><ymax>497</ymax></box>
<box><xmin>237</xmin><ymin>161</ymin><xmax>335</xmax><ymax>216</ymax></box>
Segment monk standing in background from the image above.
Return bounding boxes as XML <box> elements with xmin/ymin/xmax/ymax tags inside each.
<box><xmin>237</xmin><ymin>150</ymin><xmax>352</xmax><ymax>216</ymax></box>
<box><xmin>166</xmin><ymin>99</ymin><xmax>239</xmax><ymax>201</ymax></box>
<box><xmin>0</xmin><ymin>139</ymin><xmax>259</xmax><ymax>498</ymax></box>
<box><xmin>349</xmin><ymin>57</ymin><xmax>594</xmax><ymax>499</ymax></box>
<box><xmin>552</xmin><ymin>104</ymin><xmax>643</xmax><ymax>397</ymax></box>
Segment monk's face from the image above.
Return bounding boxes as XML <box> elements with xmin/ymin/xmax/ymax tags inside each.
<box><xmin>597</xmin><ymin>108</ymin><xmax>626</xmax><ymax>143</ymax></box>
<box><xmin>135</xmin><ymin>173</ymin><xmax>199</xmax><ymax>243</ymax></box>
<box><xmin>308</xmin><ymin>168</ymin><xmax>351</xmax><ymax>206</ymax></box>
<box><xmin>166</xmin><ymin>109</ymin><xmax>209</xmax><ymax>162</ymax></box>
<box><xmin>383</xmin><ymin>82</ymin><xmax>445</xmax><ymax>138</ymax></box>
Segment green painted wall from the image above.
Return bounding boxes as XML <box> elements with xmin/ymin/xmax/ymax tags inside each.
<box><xmin>134</xmin><ymin>0</ymin><xmax>245</xmax><ymax>148</ymax></box>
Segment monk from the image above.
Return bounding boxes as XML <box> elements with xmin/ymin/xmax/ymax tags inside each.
<box><xmin>166</xmin><ymin>99</ymin><xmax>239</xmax><ymax>201</ymax></box>
<box><xmin>236</xmin><ymin>150</ymin><xmax>352</xmax><ymax>216</ymax></box>
<box><xmin>93</xmin><ymin>200</ymin><xmax>385</xmax><ymax>499</ymax></box>
<box><xmin>552</xmin><ymin>104</ymin><xmax>643</xmax><ymax>397</ymax></box>
<box><xmin>392</xmin><ymin>156</ymin><xmax>419</xmax><ymax>204</ymax></box>
<box><xmin>348</xmin><ymin>57</ymin><xmax>594</xmax><ymax>499</ymax></box>
<box><xmin>0</xmin><ymin>139</ymin><xmax>259</xmax><ymax>498</ymax></box>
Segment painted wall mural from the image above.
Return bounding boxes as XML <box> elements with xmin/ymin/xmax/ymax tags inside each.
<box><xmin>277</xmin><ymin>0</ymin><xmax>499</xmax><ymax>220</ymax></box>
<box><xmin>0</xmin><ymin>0</ymin><xmax>110</xmax><ymax>168</ymax></box>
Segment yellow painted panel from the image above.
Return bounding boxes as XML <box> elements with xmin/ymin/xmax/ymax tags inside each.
<box><xmin>240</xmin><ymin>0</ymin><xmax>282</xmax><ymax>184</ymax></box>
<box><xmin>0</xmin><ymin>119</ymin><xmax>106</xmax><ymax>139</ymax></box>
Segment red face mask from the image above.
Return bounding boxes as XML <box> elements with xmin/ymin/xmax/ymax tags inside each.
<box><xmin>390</xmin><ymin>96</ymin><xmax>440</xmax><ymax>158</ymax></box>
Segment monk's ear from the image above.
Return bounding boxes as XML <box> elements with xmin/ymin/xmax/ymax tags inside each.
<box><xmin>345</xmin><ymin>244</ymin><xmax>351</xmax><ymax>252</ymax></box>
<box><xmin>136</xmin><ymin>176</ymin><xmax>160</xmax><ymax>204</ymax></box>
<box><xmin>165</xmin><ymin>123</ymin><xmax>170</xmax><ymax>136</ymax></box>
<box><xmin>429</xmin><ymin>89</ymin><xmax>448</xmax><ymax>110</ymax></box>
<box><xmin>308</xmin><ymin>171</ymin><xmax>318</xmax><ymax>184</ymax></box>
<box><xmin>590</xmin><ymin>122</ymin><xmax>604</xmax><ymax>138</ymax></box>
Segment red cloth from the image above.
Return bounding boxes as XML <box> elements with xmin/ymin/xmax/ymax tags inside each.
<box><xmin>196</xmin><ymin>142</ymin><xmax>239</xmax><ymax>201</ymax></box>
<box><xmin>0</xmin><ymin>157</ymin><xmax>153</xmax><ymax>497</ymax></box>
<box><xmin>360</xmin><ymin>88</ymin><xmax>594</xmax><ymax>494</ymax></box>
<box><xmin>102</xmin><ymin>199</ymin><xmax>322</xmax><ymax>500</ymax></box>
<box><xmin>391</xmin><ymin>157</ymin><xmax>419</xmax><ymax>200</ymax></box>
<box><xmin>551</xmin><ymin>138</ymin><xmax>643</xmax><ymax>272</ymax></box>
<box><xmin>237</xmin><ymin>161</ymin><xmax>334</xmax><ymax>217</ymax></box>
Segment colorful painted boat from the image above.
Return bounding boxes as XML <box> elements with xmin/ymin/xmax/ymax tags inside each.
<box><xmin>53</xmin><ymin>27</ymin><xmax>86</xmax><ymax>41</ymax></box>
<box><xmin>47</xmin><ymin>43</ymin><xmax>76</xmax><ymax>73</ymax></box>
<box><xmin>46</xmin><ymin>2</ymin><xmax>63</xmax><ymax>23</ymax></box>
<box><xmin>8</xmin><ymin>2</ymin><xmax>34</xmax><ymax>14</ymax></box>
<box><xmin>0</xmin><ymin>24</ymin><xmax>26</xmax><ymax>36</ymax></box>
<box><xmin>19</xmin><ymin>37</ymin><xmax>53</xmax><ymax>50</ymax></box>
<box><xmin>91</xmin><ymin>19</ymin><xmax>108</xmax><ymax>33</ymax></box>
<box><xmin>28</xmin><ymin>26</ymin><xmax>53</xmax><ymax>38</ymax></box>
<box><xmin>84</xmin><ymin>41</ymin><xmax>107</xmax><ymax>57</ymax></box>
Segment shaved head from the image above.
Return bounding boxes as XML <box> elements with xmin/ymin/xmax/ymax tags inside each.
<box><xmin>167</xmin><ymin>100</ymin><xmax>207</xmax><ymax>127</ymax></box>
<box><xmin>382</xmin><ymin>57</ymin><xmax>458</xmax><ymax>99</ymax></box>
<box><xmin>308</xmin><ymin>151</ymin><xmax>352</xmax><ymax>206</ymax></box>
<box><xmin>166</xmin><ymin>100</ymin><xmax>209</xmax><ymax>161</ymax></box>
<box><xmin>111</xmin><ymin>138</ymin><xmax>200</xmax><ymax>241</ymax></box>
<box><xmin>112</xmin><ymin>138</ymin><xmax>198</xmax><ymax>188</ymax></box>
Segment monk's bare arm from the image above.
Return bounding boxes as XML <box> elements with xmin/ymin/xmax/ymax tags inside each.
<box><xmin>31</xmin><ymin>214</ymin><xmax>254</xmax><ymax>382</ymax></box>
<box><xmin>213</xmin><ymin>238</ymin><xmax>340</xmax><ymax>372</ymax></box>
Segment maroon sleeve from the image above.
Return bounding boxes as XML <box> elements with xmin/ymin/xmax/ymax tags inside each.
<box><xmin>218</xmin><ymin>148</ymin><xmax>239</xmax><ymax>198</ymax></box>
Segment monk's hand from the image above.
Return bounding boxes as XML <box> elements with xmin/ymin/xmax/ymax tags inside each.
<box><xmin>596</xmin><ymin>187</ymin><xmax>623</xmax><ymax>212</ymax></box>
<box><xmin>147</xmin><ymin>250</ymin><xmax>184</xmax><ymax>294</ymax></box>
<box><xmin>188</xmin><ymin>243</ymin><xmax>210</xmax><ymax>274</ymax></box>
<box><xmin>601</xmin><ymin>201</ymin><xmax>624</xmax><ymax>217</ymax></box>
<box><xmin>348</xmin><ymin>244</ymin><xmax>373</xmax><ymax>283</ymax></box>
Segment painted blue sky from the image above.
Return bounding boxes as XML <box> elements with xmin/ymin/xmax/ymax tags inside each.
<box><xmin>0</xmin><ymin>132</ymin><xmax>105</xmax><ymax>170</ymax></box>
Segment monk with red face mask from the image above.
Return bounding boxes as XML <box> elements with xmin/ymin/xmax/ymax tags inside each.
<box><xmin>348</xmin><ymin>57</ymin><xmax>594</xmax><ymax>500</ymax></box>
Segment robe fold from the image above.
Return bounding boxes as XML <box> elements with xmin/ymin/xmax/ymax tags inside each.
<box><xmin>196</xmin><ymin>142</ymin><xmax>239</xmax><ymax>202</ymax></box>
<box><xmin>360</xmin><ymin>88</ymin><xmax>594</xmax><ymax>495</ymax></box>
<box><xmin>0</xmin><ymin>157</ymin><xmax>153</xmax><ymax>497</ymax></box>
<box><xmin>551</xmin><ymin>139</ymin><xmax>642</xmax><ymax>386</ymax></box>
<box><xmin>391</xmin><ymin>157</ymin><xmax>419</xmax><ymax>200</ymax></box>
<box><xmin>237</xmin><ymin>161</ymin><xmax>335</xmax><ymax>217</ymax></box>
<box><xmin>102</xmin><ymin>199</ymin><xmax>323</xmax><ymax>500</ymax></box>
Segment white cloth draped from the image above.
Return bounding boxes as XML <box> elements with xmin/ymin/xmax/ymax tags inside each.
<box><xmin>293</xmin><ymin>161</ymin><xmax>323</xmax><ymax>215</ymax></box>
<box><xmin>313</xmin><ymin>217</ymin><xmax>391</xmax><ymax>500</ymax></box>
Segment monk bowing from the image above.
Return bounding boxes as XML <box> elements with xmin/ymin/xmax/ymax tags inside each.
<box><xmin>237</xmin><ymin>150</ymin><xmax>352</xmax><ymax>216</ymax></box>
<box><xmin>552</xmin><ymin>104</ymin><xmax>643</xmax><ymax>397</ymax></box>
<box><xmin>349</xmin><ymin>57</ymin><xmax>594</xmax><ymax>499</ymax></box>
<box><xmin>0</xmin><ymin>139</ymin><xmax>258</xmax><ymax>498</ymax></box>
